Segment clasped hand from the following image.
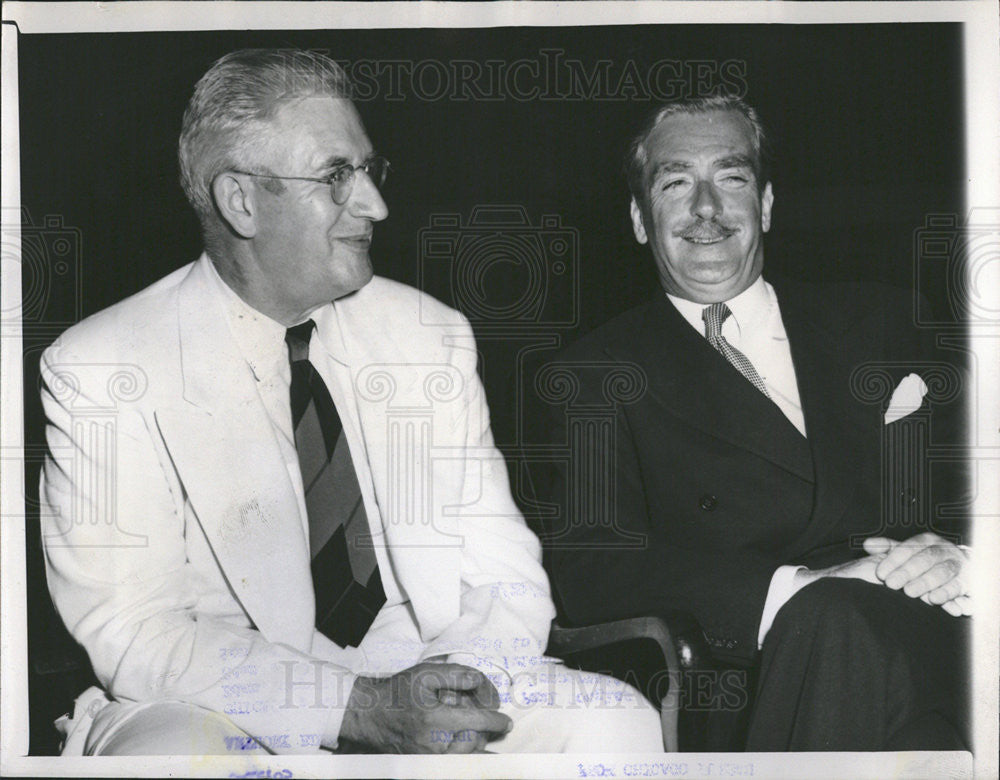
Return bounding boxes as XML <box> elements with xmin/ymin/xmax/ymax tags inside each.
<box><xmin>863</xmin><ymin>532</ymin><xmax>971</xmax><ymax>616</ymax></box>
<box><xmin>798</xmin><ymin>532</ymin><xmax>970</xmax><ymax>617</ymax></box>
<box><xmin>339</xmin><ymin>662</ymin><xmax>511</xmax><ymax>753</ymax></box>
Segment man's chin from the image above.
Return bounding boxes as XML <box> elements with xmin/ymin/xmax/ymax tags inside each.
<box><xmin>331</xmin><ymin>265</ymin><xmax>375</xmax><ymax>301</ymax></box>
<box><xmin>687</xmin><ymin>257</ymin><xmax>745</xmax><ymax>284</ymax></box>
<box><xmin>664</xmin><ymin>262</ymin><xmax>756</xmax><ymax>302</ymax></box>
<box><xmin>357</xmin><ymin>262</ymin><xmax>375</xmax><ymax>289</ymax></box>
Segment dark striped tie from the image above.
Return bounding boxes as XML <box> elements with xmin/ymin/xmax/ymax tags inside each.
<box><xmin>285</xmin><ymin>321</ymin><xmax>385</xmax><ymax>648</ymax></box>
<box><xmin>702</xmin><ymin>303</ymin><xmax>771</xmax><ymax>398</ymax></box>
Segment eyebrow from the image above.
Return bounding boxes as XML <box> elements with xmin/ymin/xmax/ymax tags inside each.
<box><xmin>714</xmin><ymin>154</ymin><xmax>755</xmax><ymax>170</ymax></box>
<box><xmin>318</xmin><ymin>154</ymin><xmax>352</xmax><ymax>171</ymax></box>
<box><xmin>651</xmin><ymin>161</ymin><xmax>692</xmax><ymax>177</ymax></box>
<box><xmin>318</xmin><ymin>151</ymin><xmax>378</xmax><ymax>171</ymax></box>
<box><xmin>651</xmin><ymin>154</ymin><xmax>756</xmax><ymax>178</ymax></box>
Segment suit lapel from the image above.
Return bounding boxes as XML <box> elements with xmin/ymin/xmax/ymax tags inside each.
<box><xmin>331</xmin><ymin>284</ymin><xmax>463</xmax><ymax>641</ymax></box>
<box><xmin>154</xmin><ymin>257</ymin><xmax>315</xmax><ymax>650</ymax></box>
<box><xmin>606</xmin><ymin>294</ymin><xmax>813</xmax><ymax>482</ymax></box>
<box><xmin>774</xmin><ymin>280</ymin><xmax>866</xmax><ymax>539</ymax></box>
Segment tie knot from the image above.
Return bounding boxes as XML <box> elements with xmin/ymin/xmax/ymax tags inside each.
<box><xmin>701</xmin><ymin>302</ymin><xmax>732</xmax><ymax>340</ymax></box>
<box><xmin>285</xmin><ymin>320</ymin><xmax>317</xmax><ymax>363</ymax></box>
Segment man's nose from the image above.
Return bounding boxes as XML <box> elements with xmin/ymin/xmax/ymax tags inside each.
<box><xmin>349</xmin><ymin>169</ymin><xmax>389</xmax><ymax>222</ymax></box>
<box><xmin>690</xmin><ymin>180</ymin><xmax>721</xmax><ymax>220</ymax></box>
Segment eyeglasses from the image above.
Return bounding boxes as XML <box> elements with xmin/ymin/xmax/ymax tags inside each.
<box><xmin>232</xmin><ymin>155</ymin><xmax>391</xmax><ymax>205</ymax></box>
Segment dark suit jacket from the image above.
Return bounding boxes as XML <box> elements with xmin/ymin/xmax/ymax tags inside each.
<box><xmin>541</xmin><ymin>277</ymin><xmax>965</xmax><ymax>666</ymax></box>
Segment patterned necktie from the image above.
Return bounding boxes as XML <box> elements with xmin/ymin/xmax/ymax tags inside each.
<box><xmin>701</xmin><ymin>303</ymin><xmax>771</xmax><ymax>398</ymax></box>
<box><xmin>285</xmin><ymin>320</ymin><xmax>385</xmax><ymax>647</ymax></box>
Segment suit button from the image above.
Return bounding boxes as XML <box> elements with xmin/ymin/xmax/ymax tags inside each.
<box><xmin>699</xmin><ymin>494</ymin><xmax>717</xmax><ymax>511</ymax></box>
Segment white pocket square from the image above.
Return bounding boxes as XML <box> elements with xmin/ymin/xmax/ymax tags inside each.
<box><xmin>884</xmin><ymin>373</ymin><xmax>928</xmax><ymax>424</ymax></box>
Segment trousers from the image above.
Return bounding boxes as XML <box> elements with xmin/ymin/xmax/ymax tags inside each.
<box><xmin>74</xmin><ymin>661</ymin><xmax>661</xmax><ymax>755</ymax></box>
<box><xmin>745</xmin><ymin>578</ymin><xmax>970</xmax><ymax>751</ymax></box>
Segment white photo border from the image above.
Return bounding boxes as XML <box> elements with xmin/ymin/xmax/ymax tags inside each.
<box><xmin>2</xmin><ymin>2</ymin><xmax>997</xmax><ymax>778</ymax></box>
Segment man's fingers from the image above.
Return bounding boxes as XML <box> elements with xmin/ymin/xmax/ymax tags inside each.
<box><xmin>881</xmin><ymin>544</ymin><xmax>960</xmax><ymax>590</ymax></box>
<box><xmin>899</xmin><ymin>557</ymin><xmax>963</xmax><ymax>598</ymax></box>
<box><xmin>422</xmin><ymin>705</ymin><xmax>511</xmax><ymax>753</ymax></box>
<box><xmin>874</xmin><ymin>532</ymin><xmax>947</xmax><ymax>581</ymax></box>
<box><xmin>437</xmin><ymin>689</ymin><xmax>461</xmax><ymax>706</ymax></box>
<box><xmin>437</xmin><ymin>680</ymin><xmax>500</xmax><ymax>710</ymax></box>
<box><xmin>940</xmin><ymin>596</ymin><xmax>972</xmax><ymax>617</ymax></box>
<box><xmin>469</xmin><ymin>678</ymin><xmax>501</xmax><ymax>710</ymax></box>
<box><xmin>438</xmin><ymin>681</ymin><xmax>500</xmax><ymax>710</ymax></box>
<box><xmin>442</xmin><ymin>730</ymin><xmax>475</xmax><ymax>754</ymax></box>
<box><xmin>442</xmin><ymin>705</ymin><xmax>512</xmax><ymax>737</ymax></box>
<box><xmin>826</xmin><ymin>554</ymin><xmax>880</xmax><ymax>584</ymax></box>
<box><xmin>863</xmin><ymin>537</ymin><xmax>895</xmax><ymax>557</ymax></box>
<box><xmin>418</xmin><ymin>663</ymin><xmax>488</xmax><ymax>695</ymax></box>
<box><xmin>432</xmin><ymin>725</ymin><xmax>497</xmax><ymax>754</ymax></box>
<box><xmin>467</xmin><ymin>708</ymin><xmax>513</xmax><ymax>736</ymax></box>
<box><xmin>923</xmin><ymin>576</ymin><xmax>965</xmax><ymax>605</ymax></box>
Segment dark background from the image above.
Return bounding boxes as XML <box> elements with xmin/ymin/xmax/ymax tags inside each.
<box><xmin>17</xmin><ymin>24</ymin><xmax>964</xmax><ymax>753</ymax></box>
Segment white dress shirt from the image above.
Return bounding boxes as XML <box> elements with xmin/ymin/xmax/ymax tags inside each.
<box><xmin>666</xmin><ymin>276</ymin><xmax>807</xmax><ymax>647</ymax></box>
<box><xmin>666</xmin><ymin>275</ymin><xmax>806</xmax><ymax>436</ymax></box>
<box><xmin>206</xmin><ymin>261</ymin><xmax>507</xmax><ymax>686</ymax></box>
<box><xmin>204</xmin><ymin>260</ymin><xmax>416</xmax><ymax>624</ymax></box>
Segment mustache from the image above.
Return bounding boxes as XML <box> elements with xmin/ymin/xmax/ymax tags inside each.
<box><xmin>674</xmin><ymin>221</ymin><xmax>737</xmax><ymax>241</ymax></box>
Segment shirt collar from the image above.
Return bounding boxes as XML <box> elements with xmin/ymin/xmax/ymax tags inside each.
<box><xmin>666</xmin><ymin>274</ymin><xmax>771</xmax><ymax>339</ymax></box>
<box><xmin>204</xmin><ymin>257</ymin><xmax>291</xmax><ymax>382</ymax></box>
<box><xmin>311</xmin><ymin>300</ymin><xmax>347</xmax><ymax>365</ymax></box>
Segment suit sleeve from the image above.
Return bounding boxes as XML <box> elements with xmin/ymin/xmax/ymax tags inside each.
<box><xmin>39</xmin><ymin>343</ymin><xmax>355</xmax><ymax>753</ymax></box>
<box><xmin>417</xmin><ymin>316</ymin><xmax>556</xmax><ymax>681</ymax></box>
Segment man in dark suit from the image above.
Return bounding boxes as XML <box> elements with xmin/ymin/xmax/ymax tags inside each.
<box><xmin>541</xmin><ymin>95</ymin><xmax>971</xmax><ymax>751</ymax></box>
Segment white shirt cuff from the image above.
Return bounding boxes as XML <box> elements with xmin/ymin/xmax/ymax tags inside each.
<box><xmin>757</xmin><ymin>565</ymin><xmax>807</xmax><ymax>649</ymax></box>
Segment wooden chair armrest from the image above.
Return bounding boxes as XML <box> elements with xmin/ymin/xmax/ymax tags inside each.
<box><xmin>547</xmin><ymin>613</ymin><xmax>713</xmax><ymax>752</ymax></box>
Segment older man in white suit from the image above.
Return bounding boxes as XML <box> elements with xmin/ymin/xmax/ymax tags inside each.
<box><xmin>40</xmin><ymin>48</ymin><xmax>660</xmax><ymax>756</ymax></box>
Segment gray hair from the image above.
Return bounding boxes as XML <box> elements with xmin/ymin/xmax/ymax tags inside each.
<box><xmin>624</xmin><ymin>95</ymin><xmax>771</xmax><ymax>201</ymax></box>
<box><xmin>178</xmin><ymin>48</ymin><xmax>353</xmax><ymax>224</ymax></box>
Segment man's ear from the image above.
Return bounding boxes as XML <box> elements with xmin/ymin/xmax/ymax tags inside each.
<box><xmin>630</xmin><ymin>198</ymin><xmax>648</xmax><ymax>244</ymax></box>
<box><xmin>212</xmin><ymin>173</ymin><xmax>258</xmax><ymax>239</ymax></box>
<box><xmin>760</xmin><ymin>182</ymin><xmax>774</xmax><ymax>233</ymax></box>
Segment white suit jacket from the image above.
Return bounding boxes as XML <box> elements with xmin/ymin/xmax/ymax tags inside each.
<box><xmin>39</xmin><ymin>254</ymin><xmax>555</xmax><ymax>752</ymax></box>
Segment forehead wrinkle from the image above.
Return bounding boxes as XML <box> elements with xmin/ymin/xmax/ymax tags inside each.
<box><xmin>274</xmin><ymin>96</ymin><xmax>372</xmax><ymax>172</ymax></box>
<box><xmin>312</xmin><ymin>135</ymin><xmax>375</xmax><ymax>168</ymax></box>
<box><xmin>714</xmin><ymin>153</ymin><xmax>755</xmax><ymax>170</ymax></box>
